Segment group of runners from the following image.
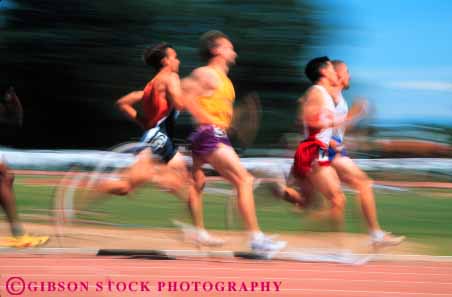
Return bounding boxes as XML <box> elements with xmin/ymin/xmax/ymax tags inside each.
<box><xmin>1</xmin><ymin>30</ymin><xmax>404</xmax><ymax>250</ymax></box>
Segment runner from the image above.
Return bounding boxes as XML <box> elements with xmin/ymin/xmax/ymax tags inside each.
<box><xmin>289</xmin><ymin>56</ymin><xmax>348</xmax><ymax>230</ymax></box>
<box><xmin>272</xmin><ymin>58</ymin><xmax>404</xmax><ymax>246</ymax></box>
<box><xmin>84</xmin><ymin>43</ymin><xmax>223</xmax><ymax>246</ymax></box>
<box><xmin>0</xmin><ymin>87</ymin><xmax>49</xmax><ymax>248</ymax></box>
<box><xmin>181</xmin><ymin>30</ymin><xmax>287</xmax><ymax>252</ymax></box>
<box><xmin>328</xmin><ymin>60</ymin><xmax>405</xmax><ymax>246</ymax></box>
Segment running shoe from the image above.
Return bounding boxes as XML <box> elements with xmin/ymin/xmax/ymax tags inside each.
<box><xmin>173</xmin><ymin>220</ymin><xmax>225</xmax><ymax>247</ymax></box>
<box><xmin>370</xmin><ymin>231</ymin><xmax>405</xmax><ymax>247</ymax></box>
<box><xmin>250</xmin><ymin>233</ymin><xmax>287</xmax><ymax>252</ymax></box>
<box><xmin>1</xmin><ymin>234</ymin><xmax>49</xmax><ymax>248</ymax></box>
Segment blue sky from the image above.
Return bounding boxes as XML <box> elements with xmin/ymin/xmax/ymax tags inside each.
<box><xmin>312</xmin><ymin>0</ymin><xmax>452</xmax><ymax>123</ymax></box>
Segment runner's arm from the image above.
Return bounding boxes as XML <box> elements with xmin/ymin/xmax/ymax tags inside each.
<box><xmin>303</xmin><ymin>88</ymin><xmax>367</xmax><ymax>130</ymax></box>
<box><xmin>166</xmin><ymin>73</ymin><xmax>185</xmax><ymax>111</ymax></box>
<box><xmin>342</xmin><ymin>98</ymin><xmax>368</xmax><ymax>127</ymax></box>
<box><xmin>302</xmin><ymin>87</ymin><xmax>334</xmax><ymax>129</ymax></box>
<box><xmin>329</xmin><ymin>138</ymin><xmax>344</xmax><ymax>153</ymax></box>
<box><xmin>115</xmin><ymin>90</ymin><xmax>145</xmax><ymax>128</ymax></box>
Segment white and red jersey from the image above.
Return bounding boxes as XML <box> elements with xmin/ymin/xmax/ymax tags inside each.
<box><xmin>304</xmin><ymin>84</ymin><xmax>336</xmax><ymax>146</ymax></box>
<box><xmin>294</xmin><ymin>85</ymin><xmax>335</xmax><ymax>177</ymax></box>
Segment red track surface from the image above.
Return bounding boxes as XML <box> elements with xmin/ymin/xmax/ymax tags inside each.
<box><xmin>1</xmin><ymin>255</ymin><xmax>452</xmax><ymax>297</ymax></box>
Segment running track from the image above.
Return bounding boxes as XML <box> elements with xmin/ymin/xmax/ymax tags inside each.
<box><xmin>1</xmin><ymin>255</ymin><xmax>452</xmax><ymax>297</ymax></box>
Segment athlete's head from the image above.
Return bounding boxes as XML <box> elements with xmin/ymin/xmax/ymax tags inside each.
<box><xmin>332</xmin><ymin>60</ymin><xmax>350</xmax><ymax>90</ymax></box>
<box><xmin>199</xmin><ymin>30</ymin><xmax>237</xmax><ymax>65</ymax></box>
<box><xmin>143</xmin><ymin>42</ymin><xmax>180</xmax><ymax>72</ymax></box>
<box><xmin>305</xmin><ymin>56</ymin><xmax>338</xmax><ymax>85</ymax></box>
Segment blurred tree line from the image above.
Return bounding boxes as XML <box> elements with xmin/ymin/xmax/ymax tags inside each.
<box><xmin>0</xmin><ymin>0</ymin><xmax>331</xmax><ymax>150</ymax></box>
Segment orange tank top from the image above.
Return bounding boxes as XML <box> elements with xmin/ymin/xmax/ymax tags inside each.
<box><xmin>141</xmin><ymin>76</ymin><xmax>171</xmax><ymax>129</ymax></box>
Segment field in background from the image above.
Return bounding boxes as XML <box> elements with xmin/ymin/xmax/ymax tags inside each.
<box><xmin>5</xmin><ymin>173</ymin><xmax>452</xmax><ymax>255</ymax></box>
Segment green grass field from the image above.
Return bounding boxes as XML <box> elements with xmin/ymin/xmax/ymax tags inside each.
<box><xmin>8</xmin><ymin>174</ymin><xmax>452</xmax><ymax>255</ymax></box>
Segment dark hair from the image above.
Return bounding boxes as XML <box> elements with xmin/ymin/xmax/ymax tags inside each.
<box><xmin>304</xmin><ymin>56</ymin><xmax>331</xmax><ymax>83</ymax></box>
<box><xmin>143</xmin><ymin>42</ymin><xmax>173</xmax><ymax>70</ymax></box>
<box><xmin>199</xmin><ymin>30</ymin><xmax>229</xmax><ymax>62</ymax></box>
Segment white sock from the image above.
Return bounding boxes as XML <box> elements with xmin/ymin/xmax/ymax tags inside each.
<box><xmin>370</xmin><ymin>230</ymin><xmax>385</xmax><ymax>240</ymax></box>
<box><xmin>251</xmin><ymin>231</ymin><xmax>265</xmax><ymax>241</ymax></box>
<box><xmin>197</xmin><ymin>229</ymin><xmax>208</xmax><ymax>237</ymax></box>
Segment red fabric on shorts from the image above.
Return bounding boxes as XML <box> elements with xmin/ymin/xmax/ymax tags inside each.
<box><xmin>293</xmin><ymin>138</ymin><xmax>330</xmax><ymax>177</ymax></box>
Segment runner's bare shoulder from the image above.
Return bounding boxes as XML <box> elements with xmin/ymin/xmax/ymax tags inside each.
<box><xmin>166</xmin><ymin>72</ymin><xmax>181</xmax><ymax>83</ymax></box>
<box><xmin>301</xmin><ymin>85</ymin><xmax>323</xmax><ymax>105</ymax></box>
<box><xmin>190</xmin><ymin>66</ymin><xmax>219</xmax><ymax>91</ymax></box>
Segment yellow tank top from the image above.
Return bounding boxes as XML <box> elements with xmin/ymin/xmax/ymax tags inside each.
<box><xmin>198</xmin><ymin>68</ymin><xmax>235</xmax><ymax>128</ymax></box>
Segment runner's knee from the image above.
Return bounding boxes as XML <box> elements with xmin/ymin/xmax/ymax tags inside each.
<box><xmin>344</xmin><ymin>169</ymin><xmax>371</xmax><ymax>188</ymax></box>
<box><xmin>0</xmin><ymin>166</ymin><xmax>14</xmax><ymax>185</ymax></box>
<box><xmin>195</xmin><ymin>177</ymin><xmax>206</xmax><ymax>192</ymax></box>
<box><xmin>330</xmin><ymin>191</ymin><xmax>346</xmax><ymax>213</ymax></box>
<box><xmin>353</xmin><ymin>175</ymin><xmax>373</xmax><ymax>192</ymax></box>
<box><xmin>362</xmin><ymin>176</ymin><xmax>373</xmax><ymax>188</ymax></box>
<box><xmin>0</xmin><ymin>163</ymin><xmax>8</xmax><ymax>174</ymax></box>
<box><xmin>235</xmin><ymin>171</ymin><xmax>254</xmax><ymax>188</ymax></box>
<box><xmin>115</xmin><ymin>181</ymin><xmax>133</xmax><ymax>196</ymax></box>
<box><xmin>192</xmin><ymin>169</ymin><xmax>205</xmax><ymax>192</ymax></box>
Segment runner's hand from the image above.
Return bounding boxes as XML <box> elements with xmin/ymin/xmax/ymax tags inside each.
<box><xmin>348</xmin><ymin>98</ymin><xmax>368</xmax><ymax>122</ymax></box>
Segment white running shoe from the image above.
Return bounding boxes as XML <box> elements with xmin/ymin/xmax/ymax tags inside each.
<box><xmin>173</xmin><ymin>220</ymin><xmax>225</xmax><ymax>247</ymax></box>
<box><xmin>250</xmin><ymin>233</ymin><xmax>287</xmax><ymax>252</ymax></box>
<box><xmin>195</xmin><ymin>229</ymin><xmax>225</xmax><ymax>246</ymax></box>
<box><xmin>370</xmin><ymin>230</ymin><xmax>405</xmax><ymax>247</ymax></box>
